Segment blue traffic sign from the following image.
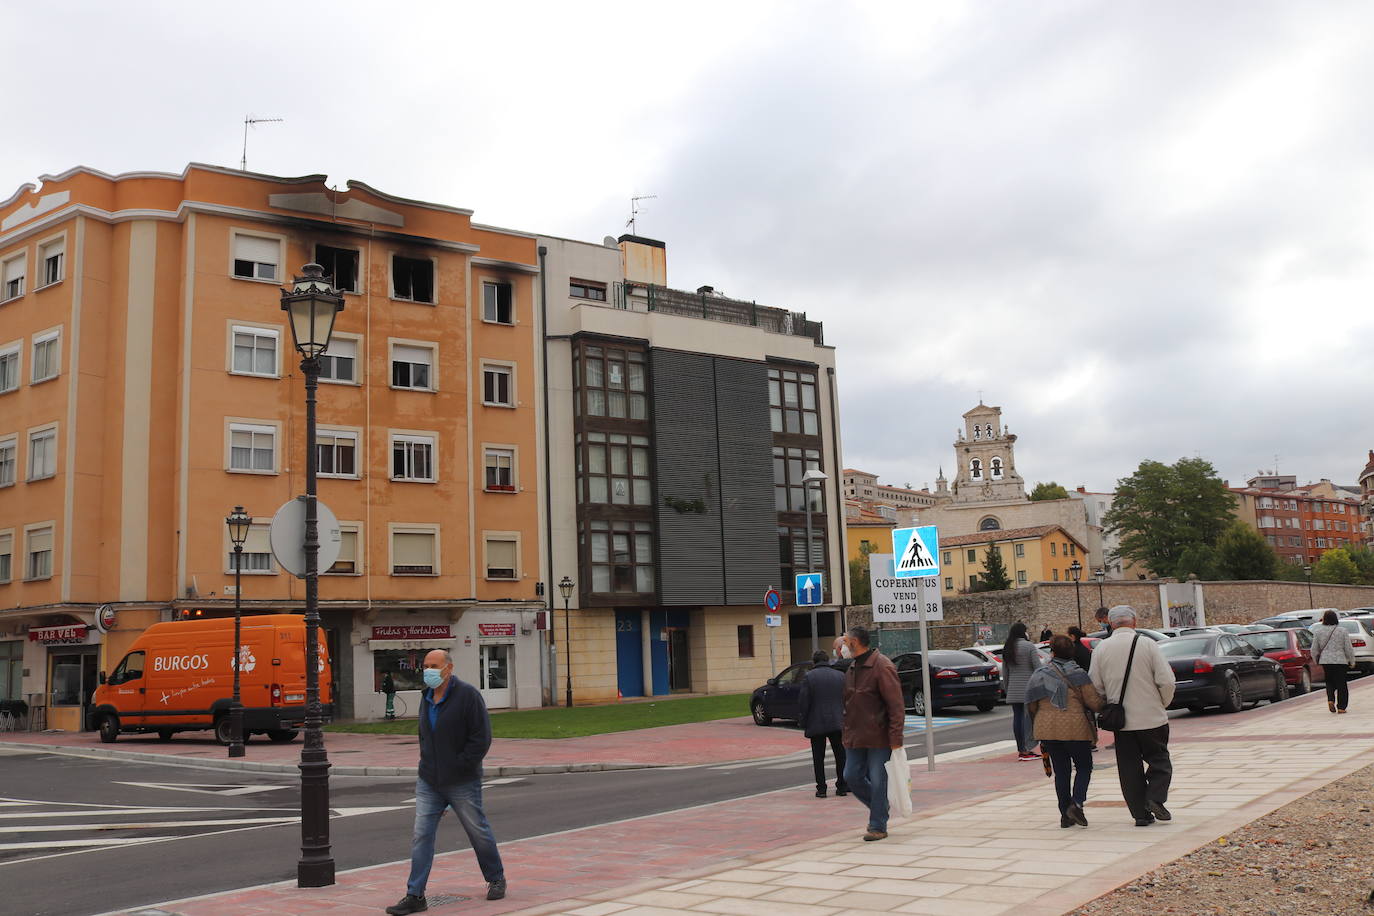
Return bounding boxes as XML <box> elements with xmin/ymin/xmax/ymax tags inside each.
<box><xmin>764</xmin><ymin>589</ymin><xmax>781</xmax><ymax>612</ymax></box>
<box><xmin>795</xmin><ymin>573</ymin><xmax>823</xmax><ymax>606</ymax></box>
<box><xmin>892</xmin><ymin>525</ymin><xmax>940</xmax><ymax>578</ymax></box>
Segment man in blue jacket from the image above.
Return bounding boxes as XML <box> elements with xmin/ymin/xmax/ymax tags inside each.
<box><xmin>799</xmin><ymin>650</ymin><xmax>848</xmax><ymax>798</ymax></box>
<box><xmin>386</xmin><ymin>650</ymin><xmax>506</xmax><ymax>914</ymax></box>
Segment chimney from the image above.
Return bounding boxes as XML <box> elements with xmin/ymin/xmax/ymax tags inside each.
<box><xmin>618</xmin><ymin>234</ymin><xmax>667</xmax><ymax>286</ymax></box>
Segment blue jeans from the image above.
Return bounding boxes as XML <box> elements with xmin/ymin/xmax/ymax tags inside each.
<box><xmin>1010</xmin><ymin>703</ymin><xmax>1034</xmax><ymax>754</ymax></box>
<box><xmin>842</xmin><ymin>746</ymin><xmax>892</xmax><ymax>832</ymax></box>
<box><xmin>1041</xmin><ymin>739</ymin><xmax>1093</xmax><ymax>813</ymax></box>
<box><xmin>406</xmin><ymin>777</ymin><xmax>504</xmax><ymax>896</ymax></box>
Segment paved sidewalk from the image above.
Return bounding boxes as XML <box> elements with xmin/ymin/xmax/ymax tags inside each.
<box><xmin>1</xmin><ymin>715</ymin><xmax>809</xmax><ymax>775</ymax></box>
<box><xmin>94</xmin><ymin>679</ymin><xmax>1374</xmax><ymax>916</ymax></box>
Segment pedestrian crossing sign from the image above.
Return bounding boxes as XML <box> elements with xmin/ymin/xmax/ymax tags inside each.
<box><xmin>892</xmin><ymin>525</ymin><xmax>940</xmax><ymax>578</ymax></box>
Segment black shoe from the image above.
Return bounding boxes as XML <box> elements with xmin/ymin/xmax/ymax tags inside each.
<box><xmin>486</xmin><ymin>879</ymin><xmax>507</xmax><ymax>901</ymax></box>
<box><xmin>1147</xmin><ymin>801</ymin><xmax>1171</xmax><ymax>822</ymax></box>
<box><xmin>835</xmin><ymin>786</ymin><xmax>849</xmax><ymax>796</ymax></box>
<box><xmin>1134</xmin><ymin>816</ymin><xmax>1155</xmax><ymax>827</ymax></box>
<box><xmin>1060</xmin><ymin>814</ymin><xmax>1074</xmax><ymax>828</ymax></box>
<box><xmin>815</xmin><ymin>787</ymin><xmax>827</xmax><ymax>798</ymax></box>
<box><xmin>385</xmin><ymin>895</ymin><xmax>428</xmax><ymax>915</ymax></box>
<box><xmin>1068</xmin><ymin>803</ymin><xmax>1088</xmax><ymax>827</ymax></box>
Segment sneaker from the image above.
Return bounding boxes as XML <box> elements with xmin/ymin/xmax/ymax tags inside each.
<box><xmin>1068</xmin><ymin>803</ymin><xmax>1089</xmax><ymax>827</ymax></box>
<box><xmin>486</xmin><ymin>879</ymin><xmax>507</xmax><ymax>901</ymax></box>
<box><xmin>862</xmin><ymin>830</ymin><xmax>888</xmax><ymax>842</ymax></box>
<box><xmin>385</xmin><ymin>895</ymin><xmax>428</xmax><ymax>915</ymax></box>
<box><xmin>1147</xmin><ymin>800</ymin><xmax>1171</xmax><ymax>822</ymax></box>
<box><xmin>1017</xmin><ymin>752</ymin><xmax>1041</xmax><ymax>761</ymax></box>
<box><xmin>815</xmin><ymin>787</ymin><xmax>827</xmax><ymax>798</ymax></box>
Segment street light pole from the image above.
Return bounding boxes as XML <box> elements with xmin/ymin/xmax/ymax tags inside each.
<box><xmin>802</xmin><ymin>468</ymin><xmax>828</xmax><ymax>654</ymax></box>
<box><xmin>225</xmin><ymin>506</ymin><xmax>251</xmax><ymax>759</ymax></box>
<box><xmin>281</xmin><ymin>263</ymin><xmax>344</xmax><ymax>889</ymax></box>
<box><xmin>1093</xmin><ymin>566</ymin><xmax>1105</xmax><ymax>617</ymax></box>
<box><xmin>1069</xmin><ymin>559</ymin><xmax>1083</xmax><ymax>631</ymax></box>
<box><xmin>1304</xmin><ymin>564</ymin><xmax>1314</xmax><ymax>607</ymax></box>
<box><xmin>558</xmin><ymin>576</ymin><xmax>574</xmax><ymax>707</ymax></box>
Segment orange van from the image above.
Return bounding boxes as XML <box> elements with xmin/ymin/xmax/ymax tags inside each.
<box><xmin>88</xmin><ymin>614</ymin><xmax>333</xmax><ymax>744</ymax></box>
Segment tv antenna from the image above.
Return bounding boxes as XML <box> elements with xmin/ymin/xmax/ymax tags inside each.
<box><xmin>626</xmin><ymin>194</ymin><xmax>657</xmax><ymax>234</ymax></box>
<box><xmin>241</xmin><ymin>115</ymin><xmax>284</xmax><ymax>171</ymax></box>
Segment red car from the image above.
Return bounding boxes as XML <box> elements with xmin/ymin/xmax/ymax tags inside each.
<box><xmin>1240</xmin><ymin>628</ymin><xmax>1321</xmax><ymax>695</ymax></box>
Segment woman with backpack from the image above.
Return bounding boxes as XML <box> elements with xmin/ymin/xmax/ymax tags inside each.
<box><xmin>1002</xmin><ymin>621</ymin><xmax>1043</xmax><ymax>761</ymax></box>
<box><xmin>1311</xmin><ymin>610</ymin><xmax>1355</xmax><ymax>714</ymax></box>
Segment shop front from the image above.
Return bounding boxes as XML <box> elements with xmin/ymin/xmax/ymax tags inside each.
<box><xmin>30</xmin><ymin>622</ymin><xmax>103</xmax><ymax>732</ymax></box>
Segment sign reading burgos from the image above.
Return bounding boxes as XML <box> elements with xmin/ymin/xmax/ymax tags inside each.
<box><xmin>370</xmin><ymin>625</ymin><xmax>452</xmax><ymax>640</ymax></box>
<box><xmin>29</xmin><ymin>624</ymin><xmax>90</xmax><ymax>644</ymax></box>
<box><xmin>477</xmin><ymin>623</ymin><xmax>516</xmax><ymax>638</ymax></box>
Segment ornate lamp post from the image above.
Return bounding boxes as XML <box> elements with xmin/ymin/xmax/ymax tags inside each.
<box><xmin>558</xmin><ymin>576</ymin><xmax>575</xmax><ymax>707</ymax></box>
<box><xmin>1093</xmin><ymin>566</ymin><xmax>1106</xmax><ymax>615</ymax></box>
<box><xmin>1304</xmin><ymin>564</ymin><xmax>1314</xmax><ymax>607</ymax></box>
<box><xmin>225</xmin><ymin>506</ymin><xmax>252</xmax><ymax>759</ymax></box>
<box><xmin>1069</xmin><ymin>559</ymin><xmax>1083</xmax><ymax>630</ymax></box>
<box><xmin>280</xmin><ymin>263</ymin><xmax>344</xmax><ymax>888</ymax></box>
<box><xmin>802</xmin><ymin>468</ymin><xmax>829</xmax><ymax>653</ymax></box>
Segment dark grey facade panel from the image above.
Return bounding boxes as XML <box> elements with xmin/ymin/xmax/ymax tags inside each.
<box><xmin>712</xmin><ymin>359</ymin><xmax>780</xmax><ymax>604</ymax></box>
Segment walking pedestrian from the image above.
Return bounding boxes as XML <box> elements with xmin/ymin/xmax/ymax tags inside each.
<box><xmin>1089</xmin><ymin>606</ymin><xmax>1176</xmax><ymax>827</ymax></box>
<box><xmin>799</xmin><ymin>650</ymin><xmax>849</xmax><ymax>798</ymax></box>
<box><xmin>1311</xmin><ymin>610</ymin><xmax>1355</xmax><ymax>714</ymax></box>
<box><xmin>1039</xmin><ymin>624</ymin><xmax>1054</xmax><ymax>642</ymax></box>
<box><xmin>840</xmin><ymin>626</ymin><xmax>905</xmax><ymax>842</ymax></box>
<box><xmin>1094</xmin><ymin>606</ymin><xmax>1111</xmax><ymax>635</ymax></box>
<box><xmin>386</xmin><ymin>649</ymin><xmax>506</xmax><ymax>915</ymax></box>
<box><xmin>831</xmin><ymin>635</ymin><xmax>854</xmax><ymax>672</ymax></box>
<box><xmin>1027</xmin><ymin>635</ymin><xmax>1105</xmax><ymax>827</ymax></box>
<box><xmin>1002</xmin><ymin>622</ymin><xmax>1043</xmax><ymax>760</ymax></box>
<box><xmin>1065</xmin><ymin>626</ymin><xmax>1094</xmax><ymax>671</ymax></box>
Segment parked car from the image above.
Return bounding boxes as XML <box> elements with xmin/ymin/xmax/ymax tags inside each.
<box><xmin>1085</xmin><ymin>627</ymin><xmax>1172</xmax><ymax>642</ymax></box>
<box><xmin>1155</xmin><ymin>627</ymin><xmax>1185</xmax><ymax>639</ymax></box>
<box><xmin>1255</xmin><ymin>608</ymin><xmax>1338</xmax><ymax>630</ymax></box>
<box><xmin>750</xmin><ymin>661</ymin><xmax>816</xmax><ymax>725</ymax></box>
<box><xmin>892</xmin><ymin>650</ymin><xmax>1000</xmax><ymax>715</ymax></box>
<box><xmin>1178</xmin><ymin>626</ymin><xmax>1225</xmax><ymax>637</ymax></box>
<box><xmin>959</xmin><ymin>643</ymin><xmax>1051</xmax><ymax>701</ymax></box>
<box><xmin>1309</xmin><ymin>618</ymin><xmax>1374</xmax><ymax>675</ymax></box>
<box><xmin>1240</xmin><ymin>628</ymin><xmax>1321</xmax><ymax>694</ymax></box>
<box><xmin>1241</xmin><ymin>624</ymin><xmax>1274</xmax><ymax>632</ymax></box>
<box><xmin>1158</xmin><ymin>634</ymin><xmax>1287</xmax><ymax>713</ymax></box>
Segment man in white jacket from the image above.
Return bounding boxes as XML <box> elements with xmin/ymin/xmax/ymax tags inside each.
<box><xmin>1089</xmin><ymin>605</ymin><xmax>1177</xmax><ymax>826</ymax></box>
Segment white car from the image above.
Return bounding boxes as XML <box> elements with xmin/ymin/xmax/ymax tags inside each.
<box><xmin>960</xmin><ymin>643</ymin><xmax>1052</xmax><ymax>702</ymax></box>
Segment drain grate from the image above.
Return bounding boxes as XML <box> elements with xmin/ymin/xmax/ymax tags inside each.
<box><xmin>427</xmin><ymin>894</ymin><xmax>472</xmax><ymax>907</ymax></box>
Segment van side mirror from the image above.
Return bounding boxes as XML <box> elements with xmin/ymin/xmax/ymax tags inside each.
<box><xmin>98</xmin><ymin>671</ymin><xmax>107</xmax><ymax>685</ymax></box>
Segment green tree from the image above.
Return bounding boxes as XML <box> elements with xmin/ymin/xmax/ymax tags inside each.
<box><xmin>1314</xmin><ymin>548</ymin><xmax>1360</xmax><ymax>585</ymax></box>
<box><xmin>1342</xmin><ymin>545</ymin><xmax>1374</xmax><ymax>585</ymax></box>
<box><xmin>1103</xmin><ymin>457</ymin><xmax>1236</xmax><ymax>578</ymax></box>
<box><xmin>1214</xmin><ymin>521</ymin><xmax>1278</xmax><ymax>580</ymax></box>
<box><xmin>1272</xmin><ymin>560</ymin><xmax>1308</xmax><ymax>581</ymax></box>
<box><xmin>1030</xmin><ymin>481</ymin><xmax>1070</xmax><ymax>501</ymax></box>
<box><xmin>1174</xmin><ymin>544</ymin><xmax>1221</xmax><ymax>581</ymax></box>
<box><xmin>980</xmin><ymin>544</ymin><xmax>1013</xmax><ymax>590</ymax></box>
<box><xmin>849</xmin><ymin>541</ymin><xmax>876</xmax><ymax>604</ymax></box>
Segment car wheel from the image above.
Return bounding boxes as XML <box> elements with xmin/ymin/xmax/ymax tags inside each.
<box><xmin>976</xmin><ymin>700</ymin><xmax>995</xmax><ymax>713</ymax></box>
<box><xmin>1219</xmin><ymin>674</ymin><xmax>1243</xmax><ymax>713</ymax></box>
<box><xmin>267</xmin><ymin>729</ymin><xmax>298</xmax><ymax>743</ymax></box>
<box><xmin>1270</xmin><ymin>672</ymin><xmax>1287</xmax><ymax>704</ymax></box>
<box><xmin>213</xmin><ymin>715</ymin><xmax>234</xmax><ymax>746</ymax></box>
<box><xmin>97</xmin><ymin>714</ymin><xmax>119</xmax><ymax>744</ymax></box>
<box><xmin>750</xmin><ymin>700</ymin><xmax>772</xmax><ymax>727</ymax></box>
<box><xmin>910</xmin><ymin>692</ymin><xmax>927</xmax><ymax>716</ymax></box>
<box><xmin>1295</xmin><ymin>669</ymin><xmax>1311</xmax><ymax>695</ymax></box>
<box><xmin>157</xmin><ymin>729</ymin><xmax>174</xmax><ymax>742</ymax></box>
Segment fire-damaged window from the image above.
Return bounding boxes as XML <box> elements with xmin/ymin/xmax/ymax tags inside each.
<box><xmin>392</xmin><ymin>255</ymin><xmax>434</xmax><ymax>303</ymax></box>
<box><xmin>315</xmin><ymin>244</ymin><xmax>360</xmax><ymax>293</ymax></box>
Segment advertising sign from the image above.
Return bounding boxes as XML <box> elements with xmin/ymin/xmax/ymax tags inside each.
<box><xmin>370</xmin><ymin>625</ymin><xmax>452</xmax><ymax>640</ymax></box>
<box><xmin>29</xmin><ymin>624</ymin><xmax>90</xmax><ymax>644</ymax></box>
<box><xmin>869</xmin><ymin>554</ymin><xmax>944</xmax><ymax>623</ymax></box>
<box><xmin>477</xmin><ymin>623</ymin><xmax>517</xmax><ymax>638</ymax></box>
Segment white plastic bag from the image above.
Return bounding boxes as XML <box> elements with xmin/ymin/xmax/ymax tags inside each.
<box><xmin>885</xmin><ymin>747</ymin><xmax>912</xmax><ymax>819</ymax></box>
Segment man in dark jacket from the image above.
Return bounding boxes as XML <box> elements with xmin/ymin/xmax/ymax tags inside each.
<box><xmin>840</xmin><ymin>626</ymin><xmax>906</xmax><ymax>842</ymax></box>
<box><xmin>386</xmin><ymin>650</ymin><xmax>505</xmax><ymax>915</ymax></box>
<box><xmin>798</xmin><ymin>650</ymin><xmax>848</xmax><ymax>798</ymax></box>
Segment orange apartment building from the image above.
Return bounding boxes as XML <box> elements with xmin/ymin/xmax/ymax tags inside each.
<box><xmin>1231</xmin><ymin>475</ymin><xmax>1366</xmax><ymax>568</ymax></box>
<box><xmin>0</xmin><ymin>164</ymin><xmax>545</xmax><ymax>731</ymax></box>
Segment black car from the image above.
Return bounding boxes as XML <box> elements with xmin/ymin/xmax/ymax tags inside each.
<box><xmin>750</xmin><ymin>661</ymin><xmax>817</xmax><ymax>726</ymax></box>
<box><xmin>891</xmin><ymin>650</ymin><xmax>999</xmax><ymax>715</ymax></box>
<box><xmin>1159</xmin><ymin>634</ymin><xmax>1287</xmax><ymax>713</ymax></box>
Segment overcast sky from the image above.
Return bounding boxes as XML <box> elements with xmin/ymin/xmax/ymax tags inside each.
<box><xmin>6</xmin><ymin>1</ymin><xmax>1372</xmax><ymax>493</ymax></box>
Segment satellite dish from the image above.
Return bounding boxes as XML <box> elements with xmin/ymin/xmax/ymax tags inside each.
<box><xmin>603</xmin><ymin>236</ymin><xmax>618</xmax><ymax>248</ymax></box>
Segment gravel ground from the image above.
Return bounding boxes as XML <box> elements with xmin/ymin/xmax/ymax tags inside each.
<box><xmin>1071</xmin><ymin>762</ymin><xmax>1374</xmax><ymax>915</ymax></box>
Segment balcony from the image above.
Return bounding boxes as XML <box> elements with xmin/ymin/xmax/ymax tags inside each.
<box><xmin>618</xmin><ymin>282</ymin><xmax>825</xmax><ymax>345</ymax></box>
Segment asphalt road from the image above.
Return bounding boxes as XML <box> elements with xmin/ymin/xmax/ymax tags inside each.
<box><xmin>1</xmin><ymin>708</ymin><xmax>1017</xmax><ymax>915</ymax></box>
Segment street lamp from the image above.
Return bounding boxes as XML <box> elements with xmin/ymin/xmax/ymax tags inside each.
<box><xmin>1069</xmin><ymin>559</ymin><xmax>1083</xmax><ymax>630</ymax></box>
<box><xmin>280</xmin><ymin>263</ymin><xmax>344</xmax><ymax>889</ymax></box>
<box><xmin>225</xmin><ymin>506</ymin><xmax>252</xmax><ymax>759</ymax></box>
<box><xmin>1093</xmin><ymin>566</ymin><xmax>1106</xmax><ymax>617</ymax></box>
<box><xmin>802</xmin><ymin>468</ymin><xmax>828</xmax><ymax>654</ymax></box>
<box><xmin>558</xmin><ymin>576</ymin><xmax>574</xmax><ymax>707</ymax></box>
<box><xmin>1304</xmin><ymin>564</ymin><xmax>1314</xmax><ymax>607</ymax></box>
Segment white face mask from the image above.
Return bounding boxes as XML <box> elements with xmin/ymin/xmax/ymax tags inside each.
<box><xmin>840</xmin><ymin>643</ymin><xmax>854</xmax><ymax>659</ymax></box>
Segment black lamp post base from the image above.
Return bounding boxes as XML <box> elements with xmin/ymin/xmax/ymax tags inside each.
<box><xmin>298</xmin><ymin>859</ymin><xmax>335</xmax><ymax>888</ymax></box>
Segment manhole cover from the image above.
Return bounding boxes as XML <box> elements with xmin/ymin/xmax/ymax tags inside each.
<box><xmin>427</xmin><ymin>894</ymin><xmax>471</xmax><ymax>907</ymax></box>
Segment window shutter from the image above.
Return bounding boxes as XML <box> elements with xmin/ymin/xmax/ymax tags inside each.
<box><xmin>3</xmin><ymin>258</ymin><xmax>23</xmax><ymax>283</ymax></box>
<box><xmin>324</xmin><ymin>337</ymin><xmax>356</xmax><ymax>360</ymax></box>
<box><xmin>392</xmin><ymin>344</ymin><xmax>431</xmax><ymax>366</ymax></box>
<box><xmin>242</xmin><ymin>526</ymin><xmax>271</xmax><ymax>555</ymax></box>
<box><xmin>393</xmin><ymin>532</ymin><xmax>435</xmax><ymax>567</ymax></box>
<box><xmin>234</xmin><ymin>235</ymin><xmax>279</xmax><ymax>265</ymax></box>
<box><xmin>28</xmin><ymin>528</ymin><xmax>53</xmax><ymax>554</ymax></box>
<box><xmin>486</xmin><ymin>539</ymin><xmax>516</xmax><ymax>577</ymax></box>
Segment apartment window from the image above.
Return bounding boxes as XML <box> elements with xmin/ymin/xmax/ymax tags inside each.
<box><xmin>39</xmin><ymin>239</ymin><xmax>64</xmax><ymax>287</ymax></box>
<box><xmin>2</xmin><ymin>254</ymin><xmax>24</xmax><ymax>300</ymax></box>
<box><xmin>484</xmin><ymin>536</ymin><xmax>518</xmax><ymax>580</ymax></box>
<box><xmin>0</xmin><ymin>436</ymin><xmax>13</xmax><ymax>486</ymax></box>
<box><xmin>392</xmin><ymin>255</ymin><xmax>434</xmax><ymax>303</ymax></box>
<box><xmin>1067</xmin><ymin>543</ymin><xmax>1074</xmax><ymax>556</ymax></box>
<box><xmin>1317</xmin><ymin>538</ymin><xmax>1327</xmax><ymax>548</ymax></box>
<box><xmin>778</xmin><ymin>525</ymin><xmax>826</xmax><ymax>592</ymax></box>
<box><xmin>588</xmin><ymin>521</ymin><xmax>655</xmax><ymax>594</ymax></box>
<box><xmin>391</xmin><ymin>434</ymin><xmax>435</xmax><ymax>482</ymax></box>
<box><xmin>482</xmin><ymin>364</ymin><xmax>513</xmax><ymax>406</ymax></box>
<box><xmin>231</xmin><ymin>326</ymin><xmax>277</xmax><ymax>377</ymax></box>
<box><xmin>767</xmin><ymin>367</ymin><xmax>819</xmax><ymax>435</ymax></box>
<box><xmin>228</xmin><ymin>424</ymin><xmax>275</xmax><ymax>473</ymax></box>
<box><xmin>1017</xmin><ymin>570</ymin><xmax>1027</xmax><ymax>585</ymax></box>
<box><xmin>319</xmin><ymin>336</ymin><xmax>357</xmax><ymax>383</ymax></box>
<box><xmin>232</xmin><ymin>234</ymin><xmax>279</xmax><ymax>281</ymax></box>
<box><xmin>391</xmin><ymin>528</ymin><xmax>437</xmax><ymax>576</ymax></box>
<box><xmin>326</xmin><ymin>527</ymin><xmax>360</xmax><ymax>575</ymax></box>
<box><xmin>1050</xmin><ymin>542</ymin><xmax>1057</xmax><ymax>556</ymax></box>
<box><xmin>737</xmin><ymin>625</ymin><xmax>755</xmax><ymax>658</ymax></box>
<box><xmin>580</xmin><ymin>432</ymin><xmax>650</xmax><ymax>505</ymax></box>
<box><xmin>569</xmin><ymin>279</ymin><xmax>607</xmax><ymax>301</ymax></box>
<box><xmin>482</xmin><ymin>282</ymin><xmax>513</xmax><ymax>324</ymax></box>
<box><xmin>969</xmin><ymin>575</ymin><xmax>979</xmax><ymax>589</ymax></box>
<box><xmin>1265</xmin><ymin>535</ymin><xmax>1277</xmax><ymax>546</ymax></box>
<box><xmin>27</xmin><ymin>427</ymin><xmax>57</xmax><ymax>480</ymax></box>
<box><xmin>1053</xmin><ymin>568</ymin><xmax>1060</xmax><ymax>581</ymax></box>
<box><xmin>390</xmin><ymin>343</ymin><xmax>434</xmax><ymax>390</ymax></box>
<box><xmin>29</xmin><ymin>331</ymin><xmax>59</xmax><ymax>383</ymax></box>
<box><xmin>944</xmin><ymin>577</ymin><xmax>953</xmax><ymax>590</ymax></box>
<box><xmin>0</xmin><ymin>343</ymin><xmax>17</xmax><ymax>392</ymax></box>
<box><xmin>484</xmin><ymin>447</ymin><xmax>515</xmax><ymax>491</ymax></box>
<box><xmin>966</xmin><ymin>549</ymin><xmax>976</xmax><ymax>562</ymax></box>
<box><xmin>1289</xmin><ymin>536</ymin><xmax>1301</xmax><ymax>547</ymax></box>
<box><xmin>315</xmin><ymin>244</ymin><xmax>359</xmax><ymax>293</ymax></box>
<box><xmin>579</xmin><ymin>345</ymin><xmax>646</xmax><ymax>419</ymax></box>
<box><xmin>228</xmin><ymin>524</ymin><xmax>274</xmax><ymax>573</ymax></box>
<box><xmin>24</xmin><ymin>526</ymin><xmax>53</xmax><ymax>580</ymax></box>
<box><xmin>0</xmin><ymin>531</ymin><xmax>10</xmax><ymax>583</ymax></box>
<box><xmin>316</xmin><ymin>430</ymin><xmax>358</xmax><ymax>478</ymax></box>
<box><xmin>1014</xmin><ymin>543</ymin><xmax>1025</xmax><ymax>558</ymax></box>
<box><xmin>772</xmin><ymin>446</ymin><xmax>823</xmax><ymax>512</ymax></box>
<box><xmin>942</xmin><ymin>550</ymin><xmax>952</xmax><ymax>565</ymax></box>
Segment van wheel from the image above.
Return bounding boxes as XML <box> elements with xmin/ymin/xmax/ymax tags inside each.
<box><xmin>267</xmin><ymin>729</ymin><xmax>298</xmax><ymax>743</ymax></box>
<box><xmin>97</xmin><ymin>715</ymin><xmax>119</xmax><ymax>743</ymax></box>
<box><xmin>157</xmin><ymin>729</ymin><xmax>174</xmax><ymax>741</ymax></box>
<box><xmin>213</xmin><ymin>715</ymin><xmax>234</xmax><ymax>746</ymax></box>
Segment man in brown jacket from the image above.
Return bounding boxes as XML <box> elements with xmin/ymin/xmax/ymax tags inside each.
<box><xmin>840</xmin><ymin>626</ymin><xmax>906</xmax><ymax>841</ymax></box>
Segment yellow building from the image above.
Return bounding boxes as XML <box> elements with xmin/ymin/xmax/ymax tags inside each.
<box><xmin>845</xmin><ymin>499</ymin><xmax>897</xmax><ymax>566</ymax></box>
<box><xmin>938</xmin><ymin>525</ymin><xmax>1089</xmax><ymax>594</ymax></box>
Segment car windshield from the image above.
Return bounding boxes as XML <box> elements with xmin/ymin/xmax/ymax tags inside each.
<box><xmin>1158</xmin><ymin>638</ymin><xmax>1214</xmax><ymax>658</ymax></box>
<box><xmin>929</xmin><ymin>650</ymin><xmax>981</xmax><ymax>667</ymax></box>
<box><xmin>1242</xmin><ymin>632</ymin><xmax>1290</xmax><ymax>651</ymax></box>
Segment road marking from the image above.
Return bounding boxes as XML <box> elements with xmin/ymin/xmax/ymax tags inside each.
<box><xmin>112</xmin><ymin>782</ymin><xmax>293</xmax><ymax>797</ymax></box>
<box><xmin>0</xmin><ymin>836</ymin><xmax>177</xmax><ymax>852</ymax></box>
<box><xmin>0</xmin><ymin>816</ymin><xmax>302</xmax><ymax>833</ymax></box>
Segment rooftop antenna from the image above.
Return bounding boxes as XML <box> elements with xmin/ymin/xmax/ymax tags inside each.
<box><xmin>241</xmin><ymin>115</ymin><xmax>284</xmax><ymax>171</ymax></box>
<box><xmin>626</xmin><ymin>194</ymin><xmax>657</xmax><ymax>234</ymax></box>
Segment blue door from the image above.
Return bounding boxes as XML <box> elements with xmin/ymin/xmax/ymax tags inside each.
<box><xmin>615</xmin><ymin>611</ymin><xmax>645</xmax><ymax>698</ymax></box>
